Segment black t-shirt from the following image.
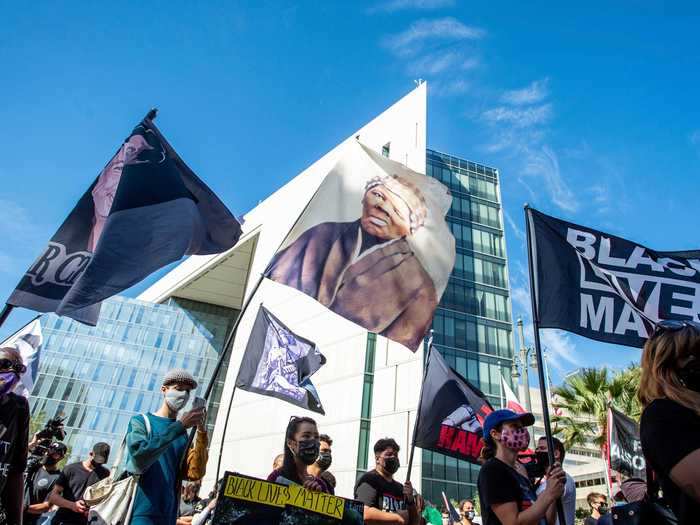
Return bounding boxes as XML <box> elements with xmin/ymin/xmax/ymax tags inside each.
<box><xmin>354</xmin><ymin>470</ymin><xmax>406</xmax><ymax>514</ymax></box>
<box><xmin>478</xmin><ymin>458</ymin><xmax>545</xmax><ymax>525</ymax></box>
<box><xmin>641</xmin><ymin>398</ymin><xmax>700</xmax><ymax>525</ymax></box>
<box><xmin>583</xmin><ymin>517</ymin><xmax>598</xmax><ymax>525</ymax></box>
<box><xmin>53</xmin><ymin>462</ymin><xmax>109</xmax><ymax>525</ymax></box>
<box><xmin>0</xmin><ymin>393</ymin><xmax>29</xmax><ymax>497</ymax></box>
<box><xmin>24</xmin><ymin>467</ymin><xmax>62</xmax><ymax>525</ymax></box>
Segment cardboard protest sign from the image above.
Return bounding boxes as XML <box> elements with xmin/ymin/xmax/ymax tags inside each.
<box><xmin>212</xmin><ymin>472</ymin><xmax>364</xmax><ymax>525</ymax></box>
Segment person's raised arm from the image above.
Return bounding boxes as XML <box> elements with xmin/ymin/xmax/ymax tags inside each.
<box><xmin>670</xmin><ymin>448</ymin><xmax>700</xmax><ymax>504</ymax></box>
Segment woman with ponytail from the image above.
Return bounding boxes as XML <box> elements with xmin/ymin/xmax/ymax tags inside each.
<box><xmin>477</xmin><ymin>410</ymin><xmax>564</xmax><ymax>525</ymax></box>
<box><xmin>267</xmin><ymin>416</ymin><xmax>332</xmax><ymax>494</ymax></box>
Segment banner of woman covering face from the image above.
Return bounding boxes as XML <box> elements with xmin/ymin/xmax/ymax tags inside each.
<box><xmin>265</xmin><ymin>141</ymin><xmax>455</xmax><ymax>351</ymax></box>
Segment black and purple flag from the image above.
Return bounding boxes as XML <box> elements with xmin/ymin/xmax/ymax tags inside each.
<box><xmin>413</xmin><ymin>346</ymin><xmax>494</xmax><ymax>464</ymax></box>
<box><xmin>236</xmin><ymin>306</ymin><xmax>326</xmax><ymax>414</ymax></box>
<box><xmin>526</xmin><ymin>207</ymin><xmax>700</xmax><ymax>348</ymax></box>
<box><xmin>7</xmin><ymin>115</ymin><xmax>241</xmax><ymax>324</ymax></box>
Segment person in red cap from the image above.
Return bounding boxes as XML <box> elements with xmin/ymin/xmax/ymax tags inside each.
<box><xmin>477</xmin><ymin>409</ymin><xmax>565</xmax><ymax>525</ymax></box>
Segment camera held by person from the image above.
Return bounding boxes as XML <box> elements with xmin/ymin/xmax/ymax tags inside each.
<box><xmin>26</xmin><ymin>416</ymin><xmax>67</xmax><ymax>479</ymax></box>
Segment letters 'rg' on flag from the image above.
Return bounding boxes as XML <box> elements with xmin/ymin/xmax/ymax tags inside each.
<box><xmin>526</xmin><ymin>207</ymin><xmax>700</xmax><ymax>348</ymax></box>
<box><xmin>7</xmin><ymin>115</ymin><xmax>242</xmax><ymax>325</ymax></box>
<box><xmin>413</xmin><ymin>347</ymin><xmax>493</xmax><ymax>464</ymax></box>
<box><xmin>236</xmin><ymin>306</ymin><xmax>326</xmax><ymax>414</ymax></box>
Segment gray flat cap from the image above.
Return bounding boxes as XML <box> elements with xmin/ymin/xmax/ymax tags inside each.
<box><xmin>162</xmin><ymin>368</ymin><xmax>198</xmax><ymax>389</ymax></box>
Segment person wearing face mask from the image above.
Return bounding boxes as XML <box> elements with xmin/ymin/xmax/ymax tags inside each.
<box><xmin>49</xmin><ymin>442</ymin><xmax>110</xmax><ymax>525</ymax></box>
<box><xmin>267</xmin><ymin>416</ymin><xmax>333</xmax><ymax>493</ymax></box>
<box><xmin>583</xmin><ymin>493</ymin><xmax>608</xmax><ymax>525</ymax></box>
<box><xmin>308</xmin><ymin>434</ymin><xmax>333</xmax><ymax>479</ymax></box>
<box><xmin>125</xmin><ymin>369</ymin><xmax>208</xmax><ymax>525</ymax></box>
<box><xmin>639</xmin><ymin>320</ymin><xmax>700</xmax><ymax>525</ymax></box>
<box><xmin>534</xmin><ymin>437</ymin><xmax>576</xmax><ymax>525</ymax></box>
<box><xmin>0</xmin><ymin>347</ymin><xmax>30</xmax><ymax>525</ymax></box>
<box><xmin>477</xmin><ymin>409</ymin><xmax>565</xmax><ymax>525</ymax></box>
<box><xmin>23</xmin><ymin>442</ymin><xmax>67</xmax><ymax>525</ymax></box>
<box><xmin>458</xmin><ymin>499</ymin><xmax>479</xmax><ymax>525</ymax></box>
<box><xmin>354</xmin><ymin>437</ymin><xmax>424</xmax><ymax>524</ymax></box>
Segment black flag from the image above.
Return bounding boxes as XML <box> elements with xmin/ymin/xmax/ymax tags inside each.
<box><xmin>414</xmin><ymin>347</ymin><xmax>493</xmax><ymax>464</ymax></box>
<box><xmin>236</xmin><ymin>306</ymin><xmax>326</xmax><ymax>414</ymax></box>
<box><xmin>7</xmin><ymin>116</ymin><xmax>241</xmax><ymax>325</ymax></box>
<box><xmin>607</xmin><ymin>407</ymin><xmax>645</xmax><ymax>479</ymax></box>
<box><xmin>526</xmin><ymin>207</ymin><xmax>700</xmax><ymax>348</ymax></box>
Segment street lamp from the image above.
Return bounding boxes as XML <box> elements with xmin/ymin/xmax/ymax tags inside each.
<box><xmin>514</xmin><ymin>318</ymin><xmax>534</xmax><ymax>414</ymax></box>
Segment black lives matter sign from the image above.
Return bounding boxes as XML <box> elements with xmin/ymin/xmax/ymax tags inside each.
<box><xmin>527</xmin><ymin>208</ymin><xmax>700</xmax><ymax>348</ymax></box>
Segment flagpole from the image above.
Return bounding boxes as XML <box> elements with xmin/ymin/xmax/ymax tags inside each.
<box><xmin>0</xmin><ymin>304</ymin><xmax>14</xmax><ymax>330</ymax></box>
<box><xmin>406</xmin><ymin>330</ymin><xmax>433</xmax><ymax>483</ymax></box>
<box><xmin>204</xmin><ymin>174</ymin><xmax>329</xmax><ymax>484</ymax></box>
<box><xmin>525</xmin><ymin>205</ymin><xmax>567</xmax><ymax>525</ymax></box>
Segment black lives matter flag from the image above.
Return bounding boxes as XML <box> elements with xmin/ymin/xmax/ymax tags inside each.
<box><xmin>526</xmin><ymin>207</ymin><xmax>700</xmax><ymax>348</ymax></box>
<box><xmin>607</xmin><ymin>407</ymin><xmax>646</xmax><ymax>479</ymax></box>
<box><xmin>7</xmin><ymin>115</ymin><xmax>241</xmax><ymax>325</ymax></box>
<box><xmin>413</xmin><ymin>347</ymin><xmax>493</xmax><ymax>464</ymax></box>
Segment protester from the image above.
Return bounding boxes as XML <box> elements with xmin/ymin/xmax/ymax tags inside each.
<box><xmin>267</xmin><ymin>416</ymin><xmax>333</xmax><ymax>493</ymax></box>
<box><xmin>308</xmin><ymin>433</ymin><xmax>333</xmax><ymax>479</ymax></box>
<box><xmin>422</xmin><ymin>502</ymin><xmax>442</xmax><ymax>525</ymax></box>
<box><xmin>458</xmin><ymin>499</ymin><xmax>479</xmax><ymax>525</ymax></box>
<box><xmin>0</xmin><ymin>347</ymin><xmax>30</xmax><ymax>525</ymax></box>
<box><xmin>126</xmin><ymin>369</ymin><xmax>208</xmax><ymax>525</ymax></box>
<box><xmin>639</xmin><ymin>320</ymin><xmax>700</xmax><ymax>525</ymax></box>
<box><xmin>354</xmin><ymin>437</ymin><xmax>424</xmax><ymax>525</ymax></box>
<box><xmin>24</xmin><ymin>441</ymin><xmax>68</xmax><ymax>525</ymax></box>
<box><xmin>477</xmin><ymin>409</ymin><xmax>565</xmax><ymax>525</ymax></box>
<box><xmin>48</xmin><ymin>442</ymin><xmax>110</xmax><ymax>525</ymax></box>
<box><xmin>535</xmin><ymin>436</ymin><xmax>576</xmax><ymax>525</ymax></box>
<box><xmin>272</xmin><ymin>453</ymin><xmax>284</xmax><ymax>471</ymax></box>
<box><xmin>583</xmin><ymin>493</ymin><xmax>608</xmax><ymax>525</ymax></box>
<box><xmin>176</xmin><ymin>482</ymin><xmax>202</xmax><ymax>525</ymax></box>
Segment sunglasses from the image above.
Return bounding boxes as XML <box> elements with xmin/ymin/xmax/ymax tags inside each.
<box><xmin>651</xmin><ymin>319</ymin><xmax>700</xmax><ymax>339</ymax></box>
<box><xmin>0</xmin><ymin>358</ymin><xmax>26</xmax><ymax>374</ymax></box>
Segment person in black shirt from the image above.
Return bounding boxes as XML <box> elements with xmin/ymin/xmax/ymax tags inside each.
<box><xmin>48</xmin><ymin>443</ymin><xmax>110</xmax><ymax>525</ymax></box>
<box><xmin>477</xmin><ymin>409</ymin><xmax>565</xmax><ymax>525</ymax></box>
<box><xmin>354</xmin><ymin>437</ymin><xmax>424</xmax><ymax>525</ymax></box>
<box><xmin>582</xmin><ymin>492</ymin><xmax>607</xmax><ymax>525</ymax></box>
<box><xmin>24</xmin><ymin>442</ymin><xmax>68</xmax><ymax>525</ymax></box>
<box><xmin>639</xmin><ymin>320</ymin><xmax>700</xmax><ymax>525</ymax></box>
<box><xmin>0</xmin><ymin>347</ymin><xmax>30</xmax><ymax>525</ymax></box>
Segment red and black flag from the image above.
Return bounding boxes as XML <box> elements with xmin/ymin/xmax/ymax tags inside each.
<box><xmin>414</xmin><ymin>346</ymin><xmax>493</xmax><ymax>464</ymax></box>
<box><xmin>7</xmin><ymin>114</ymin><xmax>241</xmax><ymax>324</ymax></box>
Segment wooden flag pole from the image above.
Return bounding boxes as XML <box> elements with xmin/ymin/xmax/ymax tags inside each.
<box><xmin>0</xmin><ymin>304</ymin><xmax>14</xmax><ymax>331</ymax></box>
<box><xmin>405</xmin><ymin>330</ymin><xmax>433</xmax><ymax>483</ymax></box>
<box><xmin>525</xmin><ymin>204</ymin><xmax>567</xmax><ymax>525</ymax></box>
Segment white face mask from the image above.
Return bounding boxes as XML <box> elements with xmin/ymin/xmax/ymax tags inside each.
<box><xmin>165</xmin><ymin>389</ymin><xmax>190</xmax><ymax>411</ymax></box>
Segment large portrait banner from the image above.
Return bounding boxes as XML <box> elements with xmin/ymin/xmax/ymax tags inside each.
<box><xmin>265</xmin><ymin>142</ymin><xmax>455</xmax><ymax>351</ymax></box>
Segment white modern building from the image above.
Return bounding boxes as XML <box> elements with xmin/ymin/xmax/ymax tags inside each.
<box><xmin>139</xmin><ymin>83</ymin><xmax>515</xmax><ymax>503</ymax></box>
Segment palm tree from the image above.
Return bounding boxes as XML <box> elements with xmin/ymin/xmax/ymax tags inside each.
<box><xmin>551</xmin><ymin>365</ymin><xmax>641</xmax><ymax>451</ymax></box>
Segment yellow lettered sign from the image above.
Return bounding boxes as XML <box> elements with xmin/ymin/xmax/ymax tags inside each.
<box><xmin>287</xmin><ymin>483</ymin><xmax>345</xmax><ymax>520</ymax></box>
<box><xmin>223</xmin><ymin>475</ymin><xmax>289</xmax><ymax>508</ymax></box>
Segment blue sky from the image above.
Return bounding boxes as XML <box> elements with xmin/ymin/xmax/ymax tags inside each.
<box><xmin>1</xmin><ymin>1</ymin><xmax>699</xmax><ymax>385</ymax></box>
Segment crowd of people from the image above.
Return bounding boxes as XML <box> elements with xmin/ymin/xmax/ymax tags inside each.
<box><xmin>0</xmin><ymin>319</ymin><xmax>698</xmax><ymax>524</ymax></box>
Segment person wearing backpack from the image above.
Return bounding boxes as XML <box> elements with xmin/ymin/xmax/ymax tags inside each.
<box><xmin>125</xmin><ymin>369</ymin><xmax>208</xmax><ymax>525</ymax></box>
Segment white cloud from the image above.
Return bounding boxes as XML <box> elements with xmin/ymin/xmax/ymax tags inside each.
<box><xmin>511</xmin><ymin>285</ymin><xmax>531</xmax><ymax>316</ymax></box>
<box><xmin>431</xmin><ymin>78</ymin><xmax>470</xmax><ymax>97</ymax></box>
<box><xmin>501</xmin><ymin>78</ymin><xmax>549</xmax><ymax>106</ymax></box>
<box><xmin>408</xmin><ymin>50</ymin><xmax>462</xmax><ymax>75</ymax></box>
<box><xmin>460</xmin><ymin>57</ymin><xmax>479</xmax><ymax>70</ymax></box>
<box><xmin>540</xmin><ymin>329</ymin><xmax>581</xmax><ymax>372</ymax></box>
<box><xmin>481</xmin><ymin>104</ymin><xmax>553</xmax><ymax>128</ymax></box>
<box><xmin>368</xmin><ymin>0</ymin><xmax>456</xmax><ymax>13</ymax></box>
<box><xmin>503</xmin><ymin>209</ymin><xmax>525</xmax><ymax>241</ymax></box>
<box><xmin>522</xmin><ymin>146</ymin><xmax>579</xmax><ymax>213</ymax></box>
<box><xmin>383</xmin><ymin>17</ymin><xmax>485</xmax><ymax>57</ymax></box>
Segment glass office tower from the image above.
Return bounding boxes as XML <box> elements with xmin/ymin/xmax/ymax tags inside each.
<box><xmin>420</xmin><ymin>150</ymin><xmax>514</xmax><ymax>503</ymax></box>
<box><xmin>30</xmin><ymin>296</ymin><xmax>237</xmax><ymax>463</ymax></box>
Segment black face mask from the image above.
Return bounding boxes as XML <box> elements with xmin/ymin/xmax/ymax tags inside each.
<box><xmin>316</xmin><ymin>452</ymin><xmax>332</xmax><ymax>470</ymax></box>
<box><xmin>90</xmin><ymin>459</ymin><xmax>104</xmax><ymax>469</ymax></box>
<box><xmin>524</xmin><ymin>451</ymin><xmax>549</xmax><ymax>480</ymax></box>
<box><xmin>382</xmin><ymin>456</ymin><xmax>400</xmax><ymax>475</ymax></box>
<box><xmin>43</xmin><ymin>456</ymin><xmax>59</xmax><ymax>467</ymax></box>
<box><xmin>598</xmin><ymin>504</ymin><xmax>609</xmax><ymax>515</ymax></box>
<box><xmin>294</xmin><ymin>439</ymin><xmax>320</xmax><ymax>466</ymax></box>
<box><xmin>679</xmin><ymin>360</ymin><xmax>700</xmax><ymax>392</ymax></box>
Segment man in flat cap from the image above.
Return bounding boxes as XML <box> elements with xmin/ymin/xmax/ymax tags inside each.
<box><xmin>125</xmin><ymin>369</ymin><xmax>208</xmax><ymax>525</ymax></box>
<box><xmin>267</xmin><ymin>173</ymin><xmax>437</xmax><ymax>350</ymax></box>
